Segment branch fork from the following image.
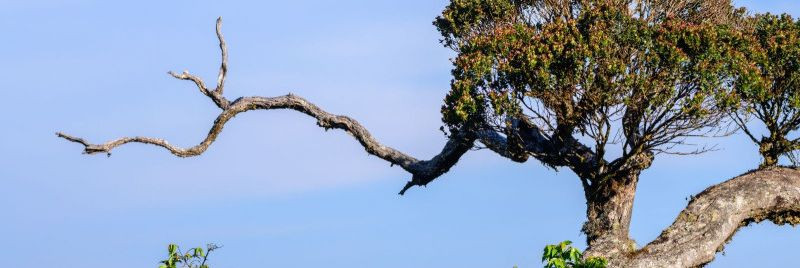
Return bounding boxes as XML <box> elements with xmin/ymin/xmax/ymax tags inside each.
<box><xmin>57</xmin><ymin>17</ymin><xmax>484</xmax><ymax>194</ymax></box>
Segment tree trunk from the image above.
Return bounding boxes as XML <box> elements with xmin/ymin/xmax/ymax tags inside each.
<box><xmin>576</xmin><ymin>168</ymin><xmax>800</xmax><ymax>267</ymax></box>
<box><xmin>759</xmin><ymin>135</ymin><xmax>791</xmax><ymax>168</ymax></box>
<box><xmin>760</xmin><ymin>141</ymin><xmax>781</xmax><ymax>168</ymax></box>
<box><xmin>583</xmin><ymin>172</ymin><xmax>640</xmax><ymax>257</ymax></box>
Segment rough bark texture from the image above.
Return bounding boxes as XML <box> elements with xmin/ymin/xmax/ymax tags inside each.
<box><xmin>583</xmin><ymin>172</ymin><xmax>641</xmax><ymax>258</ymax></box>
<box><xmin>758</xmin><ymin>136</ymin><xmax>794</xmax><ymax>168</ymax></box>
<box><xmin>57</xmin><ymin>18</ymin><xmax>800</xmax><ymax>267</ymax></box>
<box><xmin>590</xmin><ymin>167</ymin><xmax>800</xmax><ymax>267</ymax></box>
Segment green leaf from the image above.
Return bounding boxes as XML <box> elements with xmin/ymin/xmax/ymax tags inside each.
<box><xmin>195</xmin><ymin>247</ymin><xmax>204</xmax><ymax>257</ymax></box>
<box><xmin>569</xmin><ymin>247</ymin><xmax>582</xmax><ymax>263</ymax></box>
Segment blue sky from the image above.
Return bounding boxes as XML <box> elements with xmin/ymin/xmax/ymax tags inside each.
<box><xmin>1</xmin><ymin>0</ymin><xmax>798</xmax><ymax>267</ymax></box>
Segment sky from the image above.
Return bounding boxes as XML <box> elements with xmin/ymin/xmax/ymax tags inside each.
<box><xmin>0</xmin><ymin>0</ymin><xmax>798</xmax><ymax>267</ymax></box>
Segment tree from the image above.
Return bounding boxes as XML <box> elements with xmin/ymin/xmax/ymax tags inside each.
<box><xmin>732</xmin><ymin>13</ymin><xmax>800</xmax><ymax>167</ymax></box>
<box><xmin>57</xmin><ymin>1</ymin><xmax>800</xmax><ymax>267</ymax></box>
<box><xmin>159</xmin><ymin>243</ymin><xmax>220</xmax><ymax>268</ymax></box>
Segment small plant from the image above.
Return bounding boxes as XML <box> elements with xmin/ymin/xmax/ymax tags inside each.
<box><xmin>542</xmin><ymin>241</ymin><xmax>607</xmax><ymax>268</ymax></box>
<box><xmin>159</xmin><ymin>243</ymin><xmax>220</xmax><ymax>268</ymax></box>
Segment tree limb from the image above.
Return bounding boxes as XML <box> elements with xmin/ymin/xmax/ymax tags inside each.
<box><xmin>214</xmin><ymin>16</ymin><xmax>228</xmax><ymax>95</ymax></box>
<box><xmin>59</xmin><ymin>93</ymin><xmax>485</xmax><ymax>195</ymax></box>
<box><xmin>598</xmin><ymin>167</ymin><xmax>800</xmax><ymax>267</ymax></box>
<box><xmin>57</xmin><ymin>18</ymin><xmax>494</xmax><ymax>194</ymax></box>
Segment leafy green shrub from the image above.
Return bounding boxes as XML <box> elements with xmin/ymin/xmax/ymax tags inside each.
<box><xmin>541</xmin><ymin>241</ymin><xmax>607</xmax><ymax>268</ymax></box>
<box><xmin>158</xmin><ymin>243</ymin><xmax>220</xmax><ymax>268</ymax></box>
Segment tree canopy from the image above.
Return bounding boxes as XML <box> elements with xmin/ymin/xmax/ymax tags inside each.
<box><xmin>438</xmin><ymin>0</ymin><xmax>751</xmax><ymax>180</ymax></box>
<box><xmin>733</xmin><ymin>13</ymin><xmax>800</xmax><ymax>167</ymax></box>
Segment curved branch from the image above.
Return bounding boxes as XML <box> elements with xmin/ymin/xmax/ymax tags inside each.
<box><xmin>56</xmin><ymin>18</ymin><xmax>485</xmax><ymax>194</ymax></box>
<box><xmin>59</xmin><ymin>93</ymin><xmax>482</xmax><ymax>194</ymax></box>
<box><xmin>607</xmin><ymin>167</ymin><xmax>800</xmax><ymax>267</ymax></box>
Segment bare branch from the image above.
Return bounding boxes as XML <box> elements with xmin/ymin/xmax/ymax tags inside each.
<box><xmin>56</xmin><ymin>18</ymin><xmax>490</xmax><ymax>194</ymax></box>
<box><xmin>164</xmin><ymin>18</ymin><xmax>230</xmax><ymax>110</ymax></box>
<box><xmin>215</xmin><ymin>17</ymin><xmax>228</xmax><ymax>95</ymax></box>
<box><xmin>167</xmin><ymin>69</ymin><xmax>229</xmax><ymax>109</ymax></box>
<box><xmin>63</xmin><ymin>17</ymin><xmax>608</xmax><ymax>194</ymax></box>
<box><xmin>61</xmin><ymin>91</ymin><xmax>484</xmax><ymax>194</ymax></box>
<box><xmin>168</xmin><ymin>70</ymin><xmax>210</xmax><ymax>96</ymax></box>
<box><xmin>57</xmin><ymin>100</ymin><xmax>238</xmax><ymax>158</ymax></box>
<box><xmin>56</xmin><ymin>132</ymin><xmax>92</xmax><ymax>148</ymax></box>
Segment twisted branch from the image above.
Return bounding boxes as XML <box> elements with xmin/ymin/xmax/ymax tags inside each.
<box><xmin>56</xmin><ymin>18</ymin><xmax>497</xmax><ymax>194</ymax></box>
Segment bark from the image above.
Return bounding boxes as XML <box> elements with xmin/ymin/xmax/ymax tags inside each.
<box><xmin>759</xmin><ymin>136</ymin><xmax>789</xmax><ymax>168</ymax></box>
<box><xmin>593</xmin><ymin>167</ymin><xmax>800</xmax><ymax>267</ymax></box>
<box><xmin>583</xmin><ymin>172</ymin><xmax>641</xmax><ymax>258</ymax></box>
<box><xmin>760</xmin><ymin>146</ymin><xmax>780</xmax><ymax>168</ymax></box>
